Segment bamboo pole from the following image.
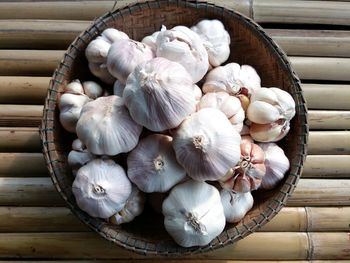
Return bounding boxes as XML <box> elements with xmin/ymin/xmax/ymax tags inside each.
<box><xmin>253</xmin><ymin>0</ymin><xmax>350</xmax><ymax>25</ymax></box>
<box><xmin>0</xmin><ymin>1</ymin><xmax>251</xmax><ymax>20</ymax></box>
<box><xmin>290</xmin><ymin>57</ymin><xmax>350</xmax><ymax>81</ymax></box>
<box><xmin>0</xmin><ymin>105</ymin><xmax>43</xmax><ymax>127</ymax></box>
<box><xmin>0</xmin><ymin>153</ymin><xmax>47</xmax><ymax>176</ymax></box>
<box><xmin>308</xmin><ymin>131</ymin><xmax>350</xmax><ymax>155</ymax></box>
<box><xmin>0</xmin><ymin>128</ymin><xmax>41</xmax><ymax>153</ymax></box>
<box><xmin>0</xmin><ymin>77</ymin><xmax>49</xmax><ymax>105</ymax></box>
<box><xmin>308</xmin><ymin>110</ymin><xmax>350</xmax><ymax>130</ymax></box>
<box><xmin>302</xmin><ymin>84</ymin><xmax>350</xmax><ymax>110</ymax></box>
<box><xmin>303</xmin><ymin>156</ymin><xmax>350</xmax><ymax>178</ymax></box>
<box><xmin>0</xmin><ymin>50</ymin><xmax>63</xmax><ymax>77</ymax></box>
<box><xmin>306</xmin><ymin>207</ymin><xmax>350</xmax><ymax>232</ymax></box>
<box><xmin>267</xmin><ymin>29</ymin><xmax>350</xmax><ymax>58</ymax></box>
<box><xmin>288</xmin><ymin>179</ymin><xmax>350</xmax><ymax>206</ymax></box>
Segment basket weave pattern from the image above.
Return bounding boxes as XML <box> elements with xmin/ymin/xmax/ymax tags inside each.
<box><xmin>40</xmin><ymin>0</ymin><xmax>308</xmax><ymax>256</ymax></box>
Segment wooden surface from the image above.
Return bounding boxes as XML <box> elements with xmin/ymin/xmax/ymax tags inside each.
<box><xmin>0</xmin><ymin>0</ymin><xmax>349</xmax><ymax>261</ymax></box>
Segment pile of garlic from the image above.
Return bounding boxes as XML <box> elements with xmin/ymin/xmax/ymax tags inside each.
<box><xmin>58</xmin><ymin>19</ymin><xmax>295</xmax><ymax>248</ymax></box>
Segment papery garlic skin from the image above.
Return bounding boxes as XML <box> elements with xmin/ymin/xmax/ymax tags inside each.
<box><xmin>141</xmin><ymin>25</ymin><xmax>166</xmax><ymax>53</ymax></box>
<box><xmin>156</xmin><ymin>26</ymin><xmax>209</xmax><ymax>83</ymax></box>
<box><xmin>88</xmin><ymin>63</ymin><xmax>115</xmax><ymax>85</ymax></box>
<box><xmin>65</xmin><ymin>80</ymin><xmax>84</xmax><ymax>94</ymax></box>
<box><xmin>82</xmin><ymin>81</ymin><xmax>103</xmax><ymax>99</ymax></box>
<box><xmin>123</xmin><ymin>57</ymin><xmax>196</xmax><ymax>132</ymax></box>
<box><xmin>258</xmin><ymin>143</ymin><xmax>290</xmax><ymax>189</ymax></box>
<box><xmin>113</xmin><ymin>80</ymin><xmax>125</xmax><ymax>97</ymax></box>
<box><xmin>162</xmin><ymin>180</ymin><xmax>225</xmax><ymax>247</ymax></box>
<box><xmin>72</xmin><ymin>158</ymin><xmax>132</xmax><ymax>219</ymax></box>
<box><xmin>250</xmin><ymin>120</ymin><xmax>290</xmax><ymax>142</ymax></box>
<box><xmin>220</xmin><ymin>190</ymin><xmax>254</xmax><ymax>223</ymax></box>
<box><xmin>107</xmin><ymin>39</ymin><xmax>154</xmax><ymax>84</ymax></box>
<box><xmin>76</xmin><ymin>96</ymin><xmax>142</xmax><ymax>155</ymax></box>
<box><xmin>68</xmin><ymin>139</ymin><xmax>95</xmax><ymax>176</ymax></box>
<box><xmin>173</xmin><ymin>108</ymin><xmax>241</xmax><ymax>181</ymax></box>
<box><xmin>127</xmin><ymin>134</ymin><xmax>186</xmax><ymax>193</ymax></box>
<box><xmin>110</xmin><ymin>185</ymin><xmax>145</xmax><ymax>225</ymax></box>
<box><xmin>59</xmin><ymin>93</ymin><xmax>90</xmax><ymax>133</ymax></box>
<box><xmin>191</xmin><ymin>19</ymin><xmax>230</xmax><ymax>67</ymax></box>
<box><xmin>193</xmin><ymin>84</ymin><xmax>202</xmax><ymax>104</ymax></box>
<box><xmin>101</xmin><ymin>28</ymin><xmax>129</xmax><ymax>43</ymax></box>
<box><xmin>203</xmin><ymin>63</ymin><xmax>261</xmax><ymax>95</ymax></box>
<box><xmin>85</xmin><ymin>37</ymin><xmax>111</xmax><ymax>64</ymax></box>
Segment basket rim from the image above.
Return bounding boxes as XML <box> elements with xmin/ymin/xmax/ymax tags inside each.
<box><xmin>40</xmin><ymin>0</ymin><xmax>308</xmax><ymax>256</ymax></box>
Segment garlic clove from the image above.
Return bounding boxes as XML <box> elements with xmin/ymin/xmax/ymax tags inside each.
<box><xmin>68</xmin><ymin>150</ymin><xmax>95</xmax><ymax>176</ymax></box>
<box><xmin>173</xmin><ymin>108</ymin><xmax>241</xmax><ymax>181</ymax></box>
<box><xmin>237</xmin><ymin>94</ymin><xmax>250</xmax><ymax>112</ymax></box>
<box><xmin>88</xmin><ymin>62</ymin><xmax>115</xmax><ymax>84</ymax></box>
<box><xmin>127</xmin><ymin>134</ymin><xmax>186</xmax><ymax>193</ymax></box>
<box><xmin>82</xmin><ymin>81</ymin><xmax>103</xmax><ymax>99</ymax></box>
<box><xmin>250</xmin><ymin>87</ymin><xmax>279</xmax><ymax>105</ymax></box>
<box><xmin>65</xmin><ymin>79</ymin><xmax>84</xmax><ymax>94</ymax></box>
<box><xmin>110</xmin><ymin>185</ymin><xmax>145</xmax><ymax>225</ymax></box>
<box><xmin>123</xmin><ymin>57</ymin><xmax>196</xmax><ymax>132</ymax></box>
<box><xmin>191</xmin><ymin>19</ymin><xmax>230</xmax><ymax>67</ymax></box>
<box><xmin>220</xmin><ymin>190</ymin><xmax>254</xmax><ymax>223</ymax></box>
<box><xmin>101</xmin><ymin>28</ymin><xmax>129</xmax><ymax>43</ymax></box>
<box><xmin>156</xmin><ymin>25</ymin><xmax>209</xmax><ymax>83</ymax></box>
<box><xmin>113</xmin><ymin>80</ymin><xmax>125</xmax><ymax>97</ymax></box>
<box><xmin>238</xmin><ymin>65</ymin><xmax>261</xmax><ymax>94</ymax></box>
<box><xmin>85</xmin><ymin>36</ymin><xmax>111</xmax><ymax>64</ymax></box>
<box><xmin>141</xmin><ymin>25</ymin><xmax>166</xmax><ymax>54</ymax></box>
<box><xmin>76</xmin><ymin>95</ymin><xmax>143</xmax><ymax>155</ymax></box>
<box><xmin>107</xmin><ymin>39</ymin><xmax>154</xmax><ymax>84</ymax></box>
<box><xmin>250</xmin><ymin>120</ymin><xmax>290</xmax><ymax>142</ymax></box>
<box><xmin>162</xmin><ymin>180</ymin><xmax>226</xmax><ymax>247</ymax></box>
<box><xmin>270</xmin><ymin>87</ymin><xmax>296</xmax><ymax>121</ymax></box>
<box><xmin>72</xmin><ymin>138</ymin><xmax>86</xmax><ymax>152</ymax></box>
<box><xmin>193</xmin><ymin>84</ymin><xmax>202</xmax><ymax>103</ymax></box>
<box><xmin>247</xmin><ymin>101</ymin><xmax>281</xmax><ymax>124</ymax></box>
<box><xmin>72</xmin><ymin>158</ymin><xmax>132</xmax><ymax>219</ymax></box>
<box><xmin>258</xmin><ymin>142</ymin><xmax>290</xmax><ymax>189</ymax></box>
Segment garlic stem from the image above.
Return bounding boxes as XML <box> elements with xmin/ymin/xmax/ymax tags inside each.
<box><xmin>93</xmin><ymin>184</ymin><xmax>106</xmax><ymax>195</ymax></box>
<box><xmin>186</xmin><ymin>212</ymin><xmax>207</xmax><ymax>235</ymax></box>
<box><xmin>154</xmin><ymin>155</ymin><xmax>165</xmax><ymax>171</ymax></box>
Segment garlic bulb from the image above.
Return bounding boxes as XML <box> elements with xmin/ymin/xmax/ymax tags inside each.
<box><xmin>203</xmin><ymin>63</ymin><xmax>261</xmax><ymax>95</ymax></box>
<box><xmin>258</xmin><ymin>143</ymin><xmax>290</xmax><ymax>189</ymax></box>
<box><xmin>141</xmin><ymin>25</ymin><xmax>166</xmax><ymax>53</ymax></box>
<box><xmin>107</xmin><ymin>39</ymin><xmax>154</xmax><ymax>84</ymax></box>
<box><xmin>59</xmin><ymin>92</ymin><xmax>90</xmax><ymax>133</ymax></box>
<box><xmin>127</xmin><ymin>134</ymin><xmax>186</xmax><ymax>193</ymax></box>
<box><xmin>197</xmin><ymin>92</ymin><xmax>244</xmax><ymax>133</ymax></box>
<box><xmin>247</xmin><ymin>87</ymin><xmax>295</xmax><ymax>125</ymax></box>
<box><xmin>193</xmin><ymin>84</ymin><xmax>202</xmax><ymax>103</ymax></box>
<box><xmin>220</xmin><ymin>190</ymin><xmax>254</xmax><ymax>223</ymax></box>
<box><xmin>88</xmin><ymin>62</ymin><xmax>115</xmax><ymax>84</ymax></box>
<box><xmin>191</xmin><ymin>19</ymin><xmax>230</xmax><ymax>67</ymax></box>
<box><xmin>68</xmin><ymin>139</ymin><xmax>95</xmax><ymax>176</ymax></box>
<box><xmin>162</xmin><ymin>180</ymin><xmax>225</xmax><ymax>247</ymax></box>
<box><xmin>110</xmin><ymin>185</ymin><xmax>145</xmax><ymax>225</ymax></box>
<box><xmin>250</xmin><ymin>119</ymin><xmax>290</xmax><ymax>142</ymax></box>
<box><xmin>76</xmin><ymin>96</ymin><xmax>142</xmax><ymax>155</ymax></box>
<box><xmin>82</xmin><ymin>81</ymin><xmax>103</xmax><ymax>99</ymax></box>
<box><xmin>72</xmin><ymin>158</ymin><xmax>132</xmax><ymax>219</ymax></box>
<box><xmin>113</xmin><ymin>80</ymin><xmax>125</xmax><ymax>97</ymax></box>
<box><xmin>156</xmin><ymin>25</ymin><xmax>209</xmax><ymax>83</ymax></box>
<box><xmin>173</xmin><ymin>108</ymin><xmax>241</xmax><ymax>181</ymax></box>
<box><xmin>65</xmin><ymin>79</ymin><xmax>84</xmax><ymax>94</ymax></box>
<box><xmin>220</xmin><ymin>140</ymin><xmax>266</xmax><ymax>193</ymax></box>
<box><xmin>123</xmin><ymin>57</ymin><xmax>196</xmax><ymax>132</ymax></box>
<box><xmin>101</xmin><ymin>28</ymin><xmax>129</xmax><ymax>43</ymax></box>
<box><xmin>85</xmin><ymin>36</ymin><xmax>111</xmax><ymax>64</ymax></box>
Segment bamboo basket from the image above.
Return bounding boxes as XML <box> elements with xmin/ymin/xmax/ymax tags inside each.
<box><xmin>40</xmin><ymin>0</ymin><xmax>308</xmax><ymax>256</ymax></box>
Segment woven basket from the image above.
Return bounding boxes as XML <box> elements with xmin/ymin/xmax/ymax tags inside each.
<box><xmin>40</xmin><ymin>0</ymin><xmax>308</xmax><ymax>256</ymax></box>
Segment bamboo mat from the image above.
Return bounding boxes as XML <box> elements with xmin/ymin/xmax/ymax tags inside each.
<box><xmin>0</xmin><ymin>0</ymin><xmax>349</xmax><ymax>261</ymax></box>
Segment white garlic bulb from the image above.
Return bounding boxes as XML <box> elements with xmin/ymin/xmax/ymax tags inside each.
<box><xmin>88</xmin><ymin>62</ymin><xmax>115</xmax><ymax>84</ymax></box>
<box><xmin>85</xmin><ymin>36</ymin><xmax>111</xmax><ymax>64</ymax></box>
<box><xmin>191</xmin><ymin>19</ymin><xmax>230</xmax><ymax>67</ymax></box>
<box><xmin>203</xmin><ymin>63</ymin><xmax>261</xmax><ymax>95</ymax></box>
<box><xmin>247</xmin><ymin>87</ymin><xmax>296</xmax><ymax>124</ymax></box>
<box><xmin>162</xmin><ymin>180</ymin><xmax>226</xmax><ymax>247</ymax></box>
<box><xmin>141</xmin><ymin>25</ymin><xmax>166</xmax><ymax>53</ymax></box>
<box><xmin>258</xmin><ymin>143</ymin><xmax>290</xmax><ymax>189</ymax></box>
<box><xmin>65</xmin><ymin>79</ymin><xmax>84</xmax><ymax>94</ymax></box>
<box><xmin>113</xmin><ymin>80</ymin><xmax>125</xmax><ymax>97</ymax></box>
<box><xmin>250</xmin><ymin>119</ymin><xmax>290</xmax><ymax>142</ymax></box>
<box><xmin>72</xmin><ymin>158</ymin><xmax>132</xmax><ymax>219</ymax></box>
<box><xmin>59</xmin><ymin>92</ymin><xmax>90</xmax><ymax>133</ymax></box>
<box><xmin>101</xmin><ymin>28</ymin><xmax>129</xmax><ymax>43</ymax></box>
<box><xmin>156</xmin><ymin>25</ymin><xmax>209</xmax><ymax>83</ymax></box>
<box><xmin>173</xmin><ymin>108</ymin><xmax>241</xmax><ymax>181</ymax></box>
<box><xmin>107</xmin><ymin>39</ymin><xmax>154</xmax><ymax>84</ymax></box>
<box><xmin>193</xmin><ymin>84</ymin><xmax>202</xmax><ymax>103</ymax></box>
<box><xmin>220</xmin><ymin>190</ymin><xmax>254</xmax><ymax>223</ymax></box>
<box><xmin>76</xmin><ymin>96</ymin><xmax>142</xmax><ymax>155</ymax></box>
<box><xmin>197</xmin><ymin>92</ymin><xmax>244</xmax><ymax>133</ymax></box>
<box><xmin>110</xmin><ymin>185</ymin><xmax>145</xmax><ymax>225</ymax></box>
<box><xmin>82</xmin><ymin>81</ymin><xmax>103</xmax><ymax>99</ymax></box>
<box><xmin>127</xmin><ymin>134</ymin><xmax>186</xmax><ymax>193</ymax></box>
<box><xmin>68</xmin><ymin>139</ymin><xmax>95</xmax><ymax>176</ymax></box>
<box><xmin>123</xmin><ymin>57</ymin><xmax>196</xmax><ymax>132</ymax></box>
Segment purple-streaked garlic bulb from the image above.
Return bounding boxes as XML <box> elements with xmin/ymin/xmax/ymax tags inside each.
<box><xmin>127</xmin><ymin>134</ymin><xmax>186</xmax><ymax>193</ymax></box>
<box><xmin>76</xmin><ymin>96</ymin><xmax>142</xmax><ymax>155</ymax></box>
<box><xmin>156</xmin><ymin>25</ymin><xmax>209</xmax><ymax>83</ymax></box>
<box><xmin>173</xmin><ymin>108</ymin><xmax>241</xmax><ymax>181</ymax></box>
<box><xmin>123</xmin><ymin>57</ymin><xmax>196</xmax><ymax>132</ymax></box>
